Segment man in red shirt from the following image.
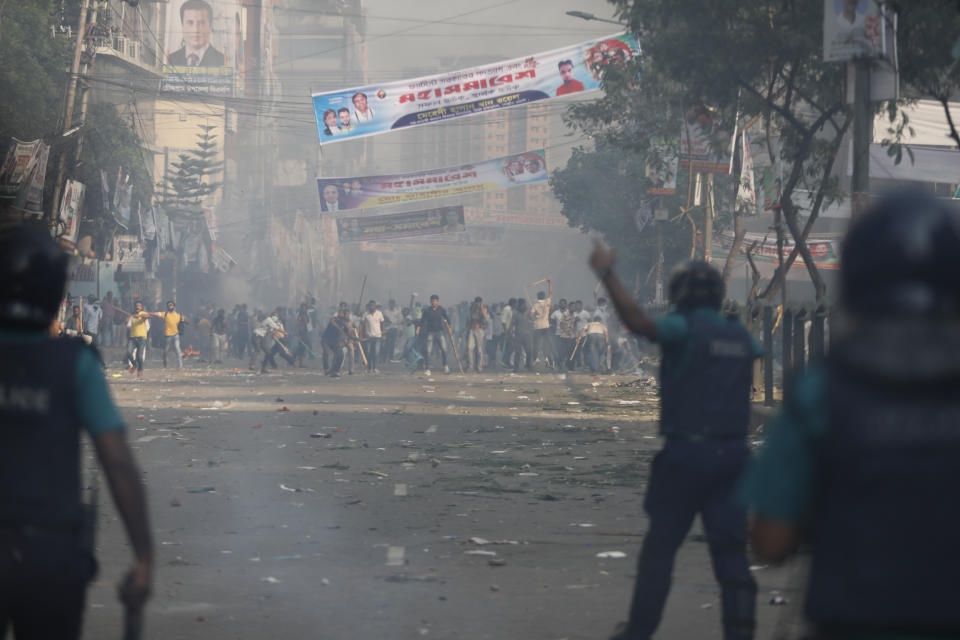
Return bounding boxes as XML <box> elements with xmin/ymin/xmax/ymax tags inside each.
<box><xmin>556</xmin><ymin>59</ymin><xmax>584</xmax><ymax>96</ymax></box>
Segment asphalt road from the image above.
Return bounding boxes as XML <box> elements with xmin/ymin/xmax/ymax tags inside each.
<box><xmin>81</xmin><ymin>353</ymin><xmax>803</xmax><ymax>639</ymax></box>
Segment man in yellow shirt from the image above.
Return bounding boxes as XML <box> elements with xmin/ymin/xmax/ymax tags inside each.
<box><xmin>161</xmin><ymin>301</ymin><xmax>188</xmax><ymax>369</ymax></box>
<box><xmin>126</xmin><ymin>300</ymin><xmax>161</xmax><ymax>378</ymax></box>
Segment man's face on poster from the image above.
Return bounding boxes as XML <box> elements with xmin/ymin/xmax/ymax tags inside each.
<box><xmin>353</xmin><ymin>93</ymin><xmax>368</xmax><ymax>113</ymax></box>
<box><xmin>559</xmin><ymin>63</ymin><xmax>574</xmax><ymax>83</ymax></box>
<box><xmin>339</xmin><ymin>111</ymin><xmax>351</xmax><ymax>127</ymax></box>
<box><xmin>523</xmin><ymin>158</ymin><xmax>541</xmax><ymax>173</ymax></box>
<box><xmin>322</xmin><ymin>185</ymin><xmax>339</xmax><ymax>205</ymax></box>
<box><xmin>182</xmin><ymin>8</ymin><xmax>212</xmax><ymax>50</ymax></box>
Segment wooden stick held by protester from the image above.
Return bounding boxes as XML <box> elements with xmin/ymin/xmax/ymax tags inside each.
<box><xmin>443</xmin><ymin>319</ymin><xmax>464</xmax><ymax>374</ymax></box>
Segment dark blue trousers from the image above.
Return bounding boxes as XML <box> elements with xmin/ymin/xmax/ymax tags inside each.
<box><xmin>624</xmin><ymin>438</ymin><xmax>756</xmax><ymax>640</ymax></box>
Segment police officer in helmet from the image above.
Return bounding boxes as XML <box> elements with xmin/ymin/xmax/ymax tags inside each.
<box><xmin>590</xmin><ymin>242</ymin><xmax>760</xmax><ymax>640</ymax></box>
<box><xmin>0</xmin><ymin>224</ymin><xmax>153</xmax><ymax>638</ymax></box>
<box><xmin>742</xmin><ymin>191</ymin><xmax>960</xmax><ymax>638</ymax></box>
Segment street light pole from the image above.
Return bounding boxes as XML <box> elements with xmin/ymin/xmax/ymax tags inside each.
<box><xmin>565</xmin><ymin>11</ymin><xmax>627</xmax><ymax>26</ymax></box>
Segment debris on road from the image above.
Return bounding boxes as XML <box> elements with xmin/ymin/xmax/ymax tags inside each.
<box><xmin>595</xmin><ymin>551</ymin><xmax>627</xmax><ymax>559</ymax></box>
<box><xmin>186</xmin><ymin>487</ymin><xmax>216</xmax><ymax>494</ymax></box>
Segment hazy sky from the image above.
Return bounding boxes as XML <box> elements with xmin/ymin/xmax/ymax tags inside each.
<box><xmin>362</xmin><ymin>0</ymin><xmax>621</xmax><ymax>82</ymax></box>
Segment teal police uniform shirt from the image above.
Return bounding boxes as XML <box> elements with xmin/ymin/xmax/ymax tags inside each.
<box><xmin>738</xmin><ymin>368</ymin><xmax>951</xmax><ymax>640</ymax></box>
<box><xmin>653</xmin><ymin>308</ymin><xmax>763</xmax><ymax>437</ymax></box>
<box><xmin>0</xmin><ymin>330</ymin><xmax>125</xmax><ymax>438</ymax></box>
<box><xmin>737</xmin><ymin>366</ymin><xmax>827</xmax><ymax>522</ymax></box>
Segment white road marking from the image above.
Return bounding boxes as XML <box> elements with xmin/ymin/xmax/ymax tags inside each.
<box><xmin>394</xmin><ymin>484</ymin><xmax>408</xmax><ymax>497</ymax></box>
<box><xmin>425</xmin><ymin>425</ymin><xmax>438</xmax><ymax>434</ymax></box>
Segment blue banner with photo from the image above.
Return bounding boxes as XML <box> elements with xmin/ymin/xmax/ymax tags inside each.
<box><xmin>312</xmin><ymin>33</ymin><xmax>641</xmax><ymax>143</ymax></box>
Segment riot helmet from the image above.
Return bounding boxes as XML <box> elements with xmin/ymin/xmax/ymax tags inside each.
<box><xmin>842</xmin><ymin>191</ymin><xmax>960</xmax><ymax>317</ymax></box>
<box><xmin>0</xmin><ymin>224</ymin><xmax>69</xmax><ymax>330</ymax></box>
<box><xmin>668</xmin><ymin>260</ymin><xmax>724</xmax><ymax>311</ymax></box>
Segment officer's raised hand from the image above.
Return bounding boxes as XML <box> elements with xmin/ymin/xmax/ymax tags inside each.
<box><xmin>589</xmin><ymin>240</ymin><xmax>657</xmax><ymax>339</ymax></box>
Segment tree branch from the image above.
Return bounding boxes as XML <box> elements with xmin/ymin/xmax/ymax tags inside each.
<box><xmin>760</xmin><ymin>113</ymin><xmax>852</xmax><ymax>301</ymax></box>
<box><xmin>938</xmin><ymin>96</ymin><xmax>960</xmax><ymax>150</ymax></box>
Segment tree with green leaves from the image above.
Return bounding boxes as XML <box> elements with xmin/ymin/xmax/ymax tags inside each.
<box><xmin>161</xmin><ymin>124</ymin><xmax>223</xmax><ymax>219</ymax></box>
<box><xmin>0</xmin><ymin>0</ymin><xmax>72</xmax><ymax>143</ymax></box>
<box><xmin>561</xmin><ymin>1</ymin><xmax>858</xmax><ymax>302</ymax></box>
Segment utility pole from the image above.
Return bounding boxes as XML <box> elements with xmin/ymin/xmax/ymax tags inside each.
<box><xmin>654</xmin><ymin>200</ymin><xmax>668</xmax><ymax>303</ymax></box>
<box><xmin>48</xmin><ymin>0</ymin><xmax>91</xmax><ymax>226</ymax></box>
<box><xmin>851</xmin><ymin>58</ymin><xmax>872</xmax><ymax>217</ymax></box>
<box><xmin>704</xmin><ymin>172</ymin><xmax>714</xmax><ymax>263</ymax></box>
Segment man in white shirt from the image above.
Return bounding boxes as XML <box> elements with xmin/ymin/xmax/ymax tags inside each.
<box><xmin>530</xmin><ymin>279</ymin><xmax>553</xmax><ymax>369</ymax></box>
<box><xmin>362</xmin><ymin>301</ymin><xmax>384</xmax><ymax>373</ymax></box>
<box><xmin>82</xmin><ymin>295</ymin><xmax>102</xmax><ymax>345</ymax></box>
<box><xmin>382</xmin><ymin>299</ymin><xmax>402</xmax><ymax>362</ymax></box>
<box><xmin>259</xmin><ymin>309</ymin><xmax>295</xmax><ymax>374</ymax></box>
<box><xmin>499</xmin><ymin>298</ymin><xmax>515</xmax><ymax>368</ymax></box>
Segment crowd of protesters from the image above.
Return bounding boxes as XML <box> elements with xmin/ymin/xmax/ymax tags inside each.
<box><xmin>55</xmin><ymin>282</ymin><xmax>650</xmax><ymax>378</ymax></box>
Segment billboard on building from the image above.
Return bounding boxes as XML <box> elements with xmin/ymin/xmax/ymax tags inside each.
<box><xmin>312</xmin><ymin>34</ymin><xmax>641</xmax><ymax>143</ymax></box>
<box><xmin>336</xmin><ymin>206</ymin><xmax>466</xmax><ymax>244</ymax></box>
<box><xmin>162</xmin><ymin>0</ymin><xmax>242</xmax><ymax>96</ymax></box>
<box><xmin>317</xmin><ymin>150</ymin><xmax>547</xmax><ymax>212</ymax></box>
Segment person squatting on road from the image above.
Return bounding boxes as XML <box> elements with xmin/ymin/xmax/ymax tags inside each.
<box><xmin>590</xmin><ymin>243</ymin><xmax>760</xmax><ymax>640</ymax></box>
<box><xmin>740</xmin><ymin>191</ymin><xmax>960</xmax><ymax>639</ymax></box>
<box><xmin>0</xmin><ymin>224</ymin><xmax>153</xmax><ymax>639</ymax></box>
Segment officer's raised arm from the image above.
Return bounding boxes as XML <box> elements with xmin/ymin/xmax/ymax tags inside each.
<box><xmin>588</xmin><ymin>240</ymin><xmax>657</xmax><ymax>340</ymax></box>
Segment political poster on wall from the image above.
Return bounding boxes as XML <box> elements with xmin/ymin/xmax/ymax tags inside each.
<box><xmin>58</xmin><ymin>180</ymin><xmax>86</xmax><ymax>246</ymax></box>
<box><xmin>337</xmin><ymin>206</ymin><xmax>466</xmax><ymax>244</ymax></box>
<box><xmin>162</xmin><ymin>0</ymin><xmax>242</xmax><ymax>96</ymax></box>
<box><xmin>317</xmin><ymin>150</ymin><xmax>547</xmax><ymax>212</ymax></box>
<box><xmin>312</xmin><ymin>34</ymin><xmax>641</xmax><ymax>143</ymax></box>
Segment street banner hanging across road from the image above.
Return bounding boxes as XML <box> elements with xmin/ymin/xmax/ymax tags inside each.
<box><xmin>317</xmin><ymin>149</ymin><xmax>547</xmax><ymax>212</ymax></box>
<box><xmin>336</xmin><ymin>206</ymin><xmax>465</xmax><ymax>244</ymax></box>
<box><xmin>312</xmin><ymin>34</ymin><xmax>640</xmax><ymax>143</ymax></box>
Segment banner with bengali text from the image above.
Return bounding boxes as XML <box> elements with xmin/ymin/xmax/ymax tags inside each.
<box><xmin>312</xmin><ymin>33</ymin><xmax>640</xmax><ymax>143</ymax></box>
<box><xmin>337</xmin><ymin>206</ymin><xmax>465</xmax><ymax>244</ymax></box>
<box><xmin>318</xmin><ymin>149</ymin><xmax>547</xmax><ymax>212</ymax></box>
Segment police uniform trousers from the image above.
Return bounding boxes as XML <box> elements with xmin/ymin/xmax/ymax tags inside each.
<box><xmin>0</xmin><ymin>527</ymin><xmax>97</xmax><ymax>639</ymax></box>
<box><xmin>625</xmin><ymin>438</ymin><xmax>756</xmax><ymax>640</ymax></box>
